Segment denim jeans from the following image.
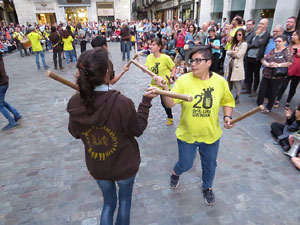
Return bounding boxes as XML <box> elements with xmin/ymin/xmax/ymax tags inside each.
<box><xmin>174</xmin><ymin>139</ymin><xmax>220</xmax><ymax>189</ymax></box>
<box><xmin>64</xmin><ymin>50</ymin><xmax>76</xmax><ymax>64</ymax></box>
<box><xmin>0</xmin><ymin>84</ymin><xmax>20</xmax><ymax>125</ymax></box>
<box><xmin>34</xmin><ymin>51</ymin><xmax>47</xmax><ymax>69</ymax></box>
<box><xmin>121</xmin><ymin>41</ymin><xmax>130</xmax><ymax>60</ymax></box>
<box><xmin>96</xmin><ymin>175</ymin><xmax>135</xmax><ymax>225</ymax></box>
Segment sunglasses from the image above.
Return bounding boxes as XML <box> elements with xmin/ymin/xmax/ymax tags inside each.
<box><xmin>188</xmin><ymin>58</ymin><xmax>210</xmax><ymax>64</ymax></box>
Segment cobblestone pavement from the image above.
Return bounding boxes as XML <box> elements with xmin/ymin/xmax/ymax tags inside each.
<box><xmin>1</xmin><ymin>42</ymin><xmax>300</xmax><ymax>225</ymax></box>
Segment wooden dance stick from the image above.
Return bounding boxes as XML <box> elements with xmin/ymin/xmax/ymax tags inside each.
<box><xmin>231</xmin><ymin>105</ymin><xmax>264</xmax><ymax>124</ymax></box>
<box><xmin>130</xmin><ymin>59</ymin><xmax>167</xmax><ymax>85</ymax></box>
<box><xmin>45</xmin><ymin>70</ymin><xmax>78</xmax><ymax>91</ymax></box>
<box><xmin>152</xmin><ymin>89</ymin><xmax>193</xmax><ymax>102</ymax></box>
<box><xmin>125</xmin><ymin>54</ymin><xmax>139</xmax><ymax>67</ymax></box>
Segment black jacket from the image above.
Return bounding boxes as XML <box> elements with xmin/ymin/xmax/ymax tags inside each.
<box><xmin>247</xmin><ymin>31</ymin><xmax>270</xmax><ymax>61</ymax></box>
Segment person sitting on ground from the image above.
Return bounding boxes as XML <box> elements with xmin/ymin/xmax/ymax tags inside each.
<box><xmin>271</xmin><ymin>103</ymin><xmax>300</xmax><ymax>151</ymax></box>
<box><xmin>288</xmin><ymin>133</ymin><xmax>300</xmax><ymax>170</ymax></box>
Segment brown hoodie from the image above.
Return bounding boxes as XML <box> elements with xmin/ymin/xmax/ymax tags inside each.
<box><xmin>67</xmin><ymin>90</ymin><xmax>152</xmax><ymax>181</ymax></box>
<box><xmin>0</xmin><ymin>55</ymin><xmax>8</xmax><ymax>86</ymax></box>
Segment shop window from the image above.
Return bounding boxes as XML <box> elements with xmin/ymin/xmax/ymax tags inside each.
<box><xmin>36</xmin><ymin>13</ymin><xmax>57</xmax><ymax>25</ymax></box>
<box><xmin>65</xmin><ymin>7</ymin><xmax>88</xmax><ymax>24</ymax></box>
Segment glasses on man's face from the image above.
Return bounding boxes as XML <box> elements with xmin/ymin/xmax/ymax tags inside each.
<box><xmin>275</xmin><ymin>40</ymin><xmax>282</xmax><ymax>43</ymax></box>
<box><xmin>188</xmin><ymin>58</ymin><xmax>210</xmax><ymax>65</ymax></box>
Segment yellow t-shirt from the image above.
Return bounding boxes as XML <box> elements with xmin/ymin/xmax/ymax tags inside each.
<box><xmin>62</xmin><ymin>36</ymin><xmax>74</xmax><ymax>51</ymax></box>
<box><xmin>27</xmin><ymin>32</ymin><xmax>43</xmax><ymax>52</ymax></box>
<box><xmin>225</xmin><ymin>26</ymin><xmax>242</xmax><ymax>51</ymax></box>
<box><xmin>71</xmin><ymin>25</ymin><xmax>75</xmax><ymax>33</ymax></box>
<box><xmin>131</xmin><ymin>35</ymin><xmax>135</xmax><ymax>42</ymax></box>
<box><xmin>171</xmin><ymin>72</ymin><xmax>235</xmax><ymax>144</ymax></box>
<box><xmin>145</xmin><ymin>53</ymin><xmax>175</xmax><ymax>89</ymax></box>
<box><xmin>13</xmin><ymin>32</ymin><xmax>22</xmax><ymax>41</ymax></box>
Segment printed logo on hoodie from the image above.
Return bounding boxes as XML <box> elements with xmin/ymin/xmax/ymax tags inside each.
<box><xmin>82</xmin><ymin>125</ymin><xmax>118</xmax><ymax>161</ymax></box>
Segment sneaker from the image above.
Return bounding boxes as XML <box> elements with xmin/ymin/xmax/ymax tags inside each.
<box><xmin>59</xmin><ymin>67</ymin><xmax>64</xmax><ymax>70</ymax></box>
<box><xmin>2</xmin><ymin>123</ymin><xmax>19</xmax><ymax>131</ymax></box>
<box><xmin>54</xmin><ymin>67</ymin><xmax>58</xmax><ymax>70</ymax></box>
<box><xmin>249</xmin><ymin>91</ymin><xmax>257</xmax><ymax>97</ymax></box>
<box><xmin>14</xmin><ymin>115</ymin><xmax>22</xmax><ymax>122</ymax></box>
<box><xmin>170</xmin><ymin>174</ymin><xmax>179</xmax><ymax>188</ymax></box>
<box><xmin>44</xmin><ymin>65</ymin><xmax>50</xmax><ymax>69</ymax></box>
<box><xmin>203</xmin><ymin>188</ymin><xmax>215</xmax><ymax>206</ymax></box>
<box><xmin>166</xmin><ymin>118</ymin><xmax>173</xmax><ymax>126</ymax></box>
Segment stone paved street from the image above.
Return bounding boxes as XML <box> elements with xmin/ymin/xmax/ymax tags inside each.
<box><xmin>1</xmin><ymin>42</ymin><xmax>300</xmax><ymax>225</ymax></box>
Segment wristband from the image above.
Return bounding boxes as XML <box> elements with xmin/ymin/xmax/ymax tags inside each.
<box><xmin>223</xmin><ymin>115</ymin><xmax>232</xmax><ymax>120</ymax></box>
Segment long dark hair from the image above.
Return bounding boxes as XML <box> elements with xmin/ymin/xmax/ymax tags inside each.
<box><xmin>231</xmin><ymin>28</ymin><xmax>245</xmax><ymax>48</ymax></box>
<box><xmin>61</xmin><ymin>30</ymin><xmax>70</xmax><ymax>39</ymax></box>
<box><xmin>76</xmin><ymin>48</ymin><xmax>110</xmax><ymax>114</ymax></box>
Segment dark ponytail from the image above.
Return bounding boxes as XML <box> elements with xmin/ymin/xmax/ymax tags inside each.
<box><xmin>152</xmin><ymin>37</ymin><xmax>164</xmax><ymax>53</ymax></box>
<box><xmin>76</xmin><ymin>48</ymin><xmax>110</xmax><ymax>114</ymax></box>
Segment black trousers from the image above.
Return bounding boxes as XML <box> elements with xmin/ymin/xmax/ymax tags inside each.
<box><xmin>80</xmin><ymin>40</ymin><xmax>87</xmax><ymax>53</ymax></box>
<box><xmin>53</xmin><ymin>51</ymin><xmax>62</xmax><ymax>68</ymax></box>
<box><xmin>246</xmin><ymin>57</ymin><xmax>261</xmax><ymax>92</ymax></box>
<box><xmin>287</xmin><ymin>76</ymin><xmax>300</xmax><ymax>103</ymax></box>
<box><xmin>257</xmin><ymin>77</ymin><xmax>281</xmax><ymax>110</ymax></box>
<box><xmin>276</xmin><ymin>77</ymin><xmax>290</xmax><ymax>101</ymax></box>
<box><xmin>270</xmin><ymin>122</ymin><xmax>285</xmax><ymax>138</ymax></box>
<box><xmin>210</xmin><ymin>53</ymin><xmax>220</xmax><ymax>73</ymax></box>
<box><xmin>160</xmin><ymin>95</ymin><xmax>173</xmax><ymax>118</ymax></box>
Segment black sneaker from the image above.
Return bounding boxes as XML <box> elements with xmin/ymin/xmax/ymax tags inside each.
<box><xmin>170</xmin><ymin>174</ymin><xmax>179</xmax><ymax>188</ymax></box>
<box><xmin>203</xmin><ymin>189</ymin><xmax>215</xmax><ymax>206</ymax></box>
<box><xmin>14</xmin><ymin>115</ymin><xmax>22</xmax><ymax>122</ymax></box>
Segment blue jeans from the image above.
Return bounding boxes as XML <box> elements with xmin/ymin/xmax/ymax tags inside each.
<box><xmin>96</xmin><ymin>175</ymin><xmax>135</xmax><ymax>225</ymax></box>
<box><xmin>34</xmin><ymin>51</ymin><xmax>47</xmax><ymax>69</ymax></box>
<box><xmin>65</xmin><ymin>50</ymin><xmax>76</xmax><ymax>64</ymax></box>
<box><xmin>121</xmin><ymin>41</ymin><xmax>130</xmax><ymax>60</ymax></box>
<box><xmin>0</xmin><ymin>84</ymin><xmax>20</xmax><ymax>125</ymax></box>
<box><xmin>174</xmin><ymin>139</ymin><xmax>220</xmax><ymax>189</ymax></box>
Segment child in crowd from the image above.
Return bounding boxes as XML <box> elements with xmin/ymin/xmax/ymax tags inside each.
<box><xmin>175</xmin><ymin>60</ymin><xmax>187</xmax><ymax>78</ymax></box>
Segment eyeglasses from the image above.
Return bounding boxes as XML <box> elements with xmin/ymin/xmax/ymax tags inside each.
<box><xmin>188</xmin><ymin>58</ymin><xmax>210</xmax><ymax>64</ymax></box>
<box><xmin>275</xmin><ymin>40</ymin><xmax>282</xmax><ymax>43</ymax></box>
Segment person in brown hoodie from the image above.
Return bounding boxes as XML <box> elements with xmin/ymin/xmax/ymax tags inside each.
<box><xmin>67</xmin><ymin>48</ymin><xmax>158</xmax><ymax>225</ymax></box>
<box><xmin>0</xmin><ymin>53</ymin><xmax>22</xmax><ymax>131</ymax></box>
<box><xmin>48</xmin><ymin>26</ymin><xmax>63</xmax><ymax>70</ymax></box>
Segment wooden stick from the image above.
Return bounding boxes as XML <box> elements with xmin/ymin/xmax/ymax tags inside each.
<box><xmin>152</xmin><ymin>89</ymin><xmax>193</xmax><ymax>102</ymax></box>
<box><xmin>231</xmin><ymin>105</ymin><xmax>264</xmax><ymax>124</ymax></box>
<box><xmin>45</xmin><ymin>70</ymin><xmax>78</xmax><ymax>91</ymax></box>
<box><xmin>130</xmin><ymin>59</ymin><xmax>157</xmax><ymax>78</ymax></box>
<box><xmin>125</xmin><ymin>54</ymin><xmax>138</xmax><ymax>67</ymax></box>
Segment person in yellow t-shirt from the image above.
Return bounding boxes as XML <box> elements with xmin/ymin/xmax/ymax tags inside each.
<box><xmin>144</xmin><ymin>38</ymin><xmax>176</xmax><ymax>126</ymax></box>
<box><xmin>13</xmin><ymin>27</ymin><xmax>29</xmax><ymax>57</ymax></box>
<box><xmin>27</xmin><ymin>27</ymin><xmax>49</xmax><ymax>69</ymax></box>
<box><xmin>101</xmin><ymin>24</ymin><xmax>107</xmax><ymax>36</ymax></box>
<box><xmin>62</xmin><ymin>30</ymin><xmax>76</xmax><ymax>64</ymax></box>
<box><xmin>154</xmin><ymin>46</ymin><xmax>235</xmax><ymax>206</ymax></box>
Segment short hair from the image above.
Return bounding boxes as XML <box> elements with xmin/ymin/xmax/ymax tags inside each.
<box><xmin>275</xmin><ymin>35</ymin><xmax>288</xmax><ymax>42</ymax></box>
<box><xmin>288</xmin><ymin>16</ymin><xmax>297</xmax><ymax>22</ymax></box>
<box><xmin>189</xmin><ymin>46</ymin><xmax>213</xmax><ymax>60</ymax></box>
<box><xmin>235</xmin><ymin>17</ymin><xmax>243</xmax><ymax>25</ymax></box>
<box><xmin>247</xmin><ymin>19</ymin><xmax>255</xmax><ymax>25</ymax></box>
<box><xmin>91</xmin><ymin>36</ymin><xmax>107</xmax><ymax>48</ymax></box>
<box><xmin>208</xmin><ymin>28</ymin><xmax>215</xmax><ymax>33</ymax></box>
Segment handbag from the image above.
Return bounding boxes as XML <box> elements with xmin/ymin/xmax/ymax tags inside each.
<box><xmin>184</xmin><ymin>44</ymin><xmax>189</xmax><ymax>51</ymax></box>
<box><xmin>271</xmin><ymin>67</ymin><xmax>288</xmax><ymax>77</ymax></box>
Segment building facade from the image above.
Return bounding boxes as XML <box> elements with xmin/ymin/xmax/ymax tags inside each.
<box><xmin>133</xmin><ymin>0</ymin><xmax>300</xmax><ymax>31</ymax></box>
<box><xmin>14</xmin><ymin>0</ymin><xmax>131</xmax><ymax>26</ymax></box>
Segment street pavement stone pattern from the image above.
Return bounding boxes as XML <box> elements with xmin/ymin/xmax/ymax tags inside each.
<box><xmin>0</xmin><ymin>42</ymin><xmax>300</xmax><ymax>225</ymax></box>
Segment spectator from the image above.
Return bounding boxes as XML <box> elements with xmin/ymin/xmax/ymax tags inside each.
<box><xmin>271</xmin><ymin>103</ymin><xmax>300</xmax><ymax>151</ymax></box>
<box><xmin>283</xmin><ymin>16</ymin><xmax>297</xmax><ymax>44</ymax></box>
<box><xmin>225</xmin><ymin>28</ymin><xmax>248</xmax><ymax>104</ymax></box>
<box><xmin>243</xmin><ymin>18</ymin><xmax>270</xmax><ymax>97</ymax></box>
<box><xmin>257</xmin><ymin>35</ymin><xmax>293</xmax><ymax>113</ymax></box>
